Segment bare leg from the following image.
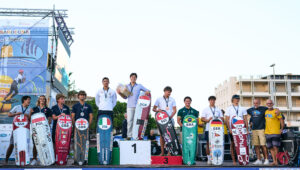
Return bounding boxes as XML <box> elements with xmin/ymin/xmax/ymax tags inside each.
<box><xmin>33</xmin><ymin>144</ymin><xmax>37</xmax><ymax>160</ymax></box>
<box><xmin>254</xmin><ymin>146</ymin><xmax>261</xmax><ymax>160</ymax></box>
<box><xmin>262</xmin><ymin>146</ymin><xmax>268</xmax><ymax>160</ymax></box>
<box><xmin>230</xmin><ymin>142</ymin><xmax>237</xmax><ymax>165</ymax></box>
<box><xmin>273</xmin><ymin>147</ymin><xmax>278</xmax><ymax>165</ymax></box>
<box><xmin>159</xmin><ymin>135</ymin><xmax>165</xmax><ymax>156</ymax></box>
<box><xmin>269</xmin><ymin>148</ymin><xmax>277</xmax><ymax>165</ymax></box>
<box><xmin>5</xmin><ymin>144</ymin><xmax>14</xmax><ymax>164</ymax></box>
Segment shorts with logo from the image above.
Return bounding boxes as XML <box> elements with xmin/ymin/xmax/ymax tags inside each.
<box><xmin>266</xmin><ymin>134</ymin><xmax>281</xmax><ymax>148</ymax></box>
<box><xmin>252</xmin><ymin>129</ymin><xmax>266</xmax><ymax>146</ymax></box>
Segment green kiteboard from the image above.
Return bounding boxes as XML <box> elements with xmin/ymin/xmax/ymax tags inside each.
<box><xmin>182</xmin><ymin>115</ymin><xmax>197</xmax><ymax>165</ymax></box>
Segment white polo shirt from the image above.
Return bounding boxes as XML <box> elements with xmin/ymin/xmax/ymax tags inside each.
<box><xmin>225</xmin><ymin>105</ymin><xmax>247</xmax><ymax>128</ymax></box>
<box><xmin>95</xmin><ymin>88</ymin><xmax>117</xmax><ymax>111</ymax></box>
<box><xmin>154</xmin><ymin>96</ymin><xmax>176</xmax><ymax>116</ymax></box>
<box><xmin>201</xmin><ymin>106</ymin><xmax>223</xmax><ymax>131</ymax></box>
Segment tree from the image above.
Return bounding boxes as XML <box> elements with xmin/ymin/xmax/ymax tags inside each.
<box><xmin>86</xmin><ymin>99</ymin><xmax>127</xmax><ymax>134</ymax></box>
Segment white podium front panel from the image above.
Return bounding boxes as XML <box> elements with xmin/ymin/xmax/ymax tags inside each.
<box><xmin>120</xmin><ymin>140</ymin><xmax>151</xmax><ymax>165</ymax></box>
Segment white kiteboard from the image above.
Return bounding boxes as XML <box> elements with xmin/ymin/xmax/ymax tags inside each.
<box><xmin>209</xmin><ymin>118</ymin><xmax>224</xmax><ymax>165</ymax></box>
<box><xmin>31</xmin><ymin>113</ymin><xmax>55</xmax><ymax>166</ymax></box>
<box><xmin>13</xmin><ymin>114</ymin><xmax>30</xmax><ymax>166</ymax></box>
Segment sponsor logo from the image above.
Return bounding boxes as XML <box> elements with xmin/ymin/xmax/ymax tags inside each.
<box><xmin>138</xmin><ymin>95</ymin><xmax>151</xmax><ymax>108</ymax></box>
<box><xmin>75</xmin><ymin>118</ymin><xmax>89</xmax><ymax>130</ymax></box>
<box><xmin>0</xmin><ymin>133</ymin><xmax>7</xmax><ymax>137</ymax></box>
<box><xmin>58</xmin><ymin>115</ymin><xmax>72</xmax><ymax>129</ymax></box>
<box><xmin>98</xmin><ymin>117</ymin><xmax>111</xmax><ymax>130</ymax></box>
<box><xmin>156</xmin><ymin>111</ymin><xmax>169</xmax><ymax>125</ymax></box>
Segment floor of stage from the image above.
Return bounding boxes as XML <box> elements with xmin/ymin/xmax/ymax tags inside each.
<box><xmin>0</xmin><ymin>160</ymin><xmax>297</xmax><ymax>169</ymax></box>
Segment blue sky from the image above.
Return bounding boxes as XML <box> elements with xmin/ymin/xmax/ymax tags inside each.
<box><xmin>2</xmin><ymin>0</ymin><xmax>300</xmax><ymax>114</ymax></box>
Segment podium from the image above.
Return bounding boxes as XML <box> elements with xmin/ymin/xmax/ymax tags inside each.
<box><xmin>120</xmin><ymin>140</ymin><xmax>151</xmax><ymax>165</ymax></box>
<box><xmin>151</xmin><ymin>156</ymin><xmax>182</xmax><ymax>165</ymax></box>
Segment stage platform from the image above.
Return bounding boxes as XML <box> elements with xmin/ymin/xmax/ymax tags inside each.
<box><xmin>0</xmin><ymin>160</ymin><xmax>299</xmax><ymax>170</ymax></box>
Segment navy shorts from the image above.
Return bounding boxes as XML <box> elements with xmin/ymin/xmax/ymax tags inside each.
<box><xmin>266</xmin><ymin>134</ymin><xmax>281</xmax><ymax>149</ymax></box>
<box><xmin>204</xmin><ymin>131</ymin><xmax>209</xmax><ymax>141</ymax></box>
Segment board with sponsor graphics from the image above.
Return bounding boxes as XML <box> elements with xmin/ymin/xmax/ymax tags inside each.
<box><xmin>97</xmin><ymin>114</ymin><xmax>113</xmax><ymax>165</ymax></box>
<box><xmin>132</xmin><ymin>92</ymin><xmax>151</xmax><ymax>140</ymax></box>
<box><xmin>74</xmin><ymin>118</ymin><xmax>89</xmax><ymax>165</ymax></box>
<box><xmin>231</xmin><ymin>116</ymin><xmax>249</xmax><ymax>165</ymax></box>
<box><xmin>13</xmin><ymin>114</ymin><xmax>30</xmax><ymax>166</ymax></box>
<box><xmin>209</xmin><ymin>118</ymin><xmax>224</xmax><ymax>165</ymax></box>
<box><xmin>182</xmin><ymin>115</ymin><xmax>197</xmax><ymax>165</ymax></box>
<box><xmin>155</xmin><ymin>110</ymin><xmax>181</xmax><ymax>156</ymax></box>
<box><xmin>55</xmin><ymin>115</ymin><xmax>72</xmax><ymax>165</ymax></box>
<box><xmin>31</xmin><ymin>112</ymin><xmax>55</xmax><ymax>166</ymax></box>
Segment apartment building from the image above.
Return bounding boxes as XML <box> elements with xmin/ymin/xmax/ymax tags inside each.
<box><xmin>215</xmin><ymin>74</ymin><xmax>300</xmax><ymax>128</ymax></box>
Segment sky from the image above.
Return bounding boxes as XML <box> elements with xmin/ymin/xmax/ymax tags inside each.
<box><xmin>1</xmin><ymin>0</ymin><xmax>300</xmax><ymax>116</ymax></box>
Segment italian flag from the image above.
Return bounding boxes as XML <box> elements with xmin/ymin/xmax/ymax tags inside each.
<box><xmin>99</xmin><ymin>117</ymin><xmax>111</xmax><ymax>126</ymax></box>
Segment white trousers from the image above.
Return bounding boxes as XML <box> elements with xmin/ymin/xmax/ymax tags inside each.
<box><xmin>127</xmin><ymin>107</ymin><xmax>136</xmax><ymax>138</ymax></box>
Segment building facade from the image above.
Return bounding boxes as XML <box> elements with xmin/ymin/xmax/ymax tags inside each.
<box><xmin>215</xmin><ymin>74</ymin><xmax>300</xmax><ymax>128</ymax></box>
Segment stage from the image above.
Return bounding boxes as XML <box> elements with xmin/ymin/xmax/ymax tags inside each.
<box><xmin>1</xmin><ymin>160</ymin><xmax>299</xmax><ymax>170</ymax></box>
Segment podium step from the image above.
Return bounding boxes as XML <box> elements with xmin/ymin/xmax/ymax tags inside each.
<box><xmin>151</xmin><ymin>156</ymin><xmax>182</xmax><ymax>165</ymax></box>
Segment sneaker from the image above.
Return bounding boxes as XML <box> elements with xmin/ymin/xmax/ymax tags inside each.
<box><xmin>207</xmin><ymin>159</ymin><xmax>212</xmax><ymax>165</ymax></box>
<box><xmin>30</xmin><ymin>159</ymin><xmax>37</xmax><ymax>166</ymax></box>
<box><xmin>264</xmin><ymin>159</ymin><xmax>269</xmax><ymax>165</ymax></box>
<box><xmin>253</xmin><ymin>159</ymin><xmax>262</xmax><ymax>165</ymax></box>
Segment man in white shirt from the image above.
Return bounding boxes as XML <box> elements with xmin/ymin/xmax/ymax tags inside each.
<box><xmin>153</xmin><ymin>86</ymin><xmax>176</xmax><ymax>156</ymax></box>
<box><xmin>5</xmin><ymin>96</ymin><xmax>31</xmax><ymax>165</ymax></box>
<box><xmin>225</xmin><ymin>94</ymin><xmax>248</xmax><ymax>166</ymax></box>
<box><xmin>201</xmin><ymin>96</ymin><xmax>224</xmax><ymax>165</ymax></box>
<box><xmin>95</xmin><ymin>77</ymin><xmax>117</xmax><ymax>122</ymax></box>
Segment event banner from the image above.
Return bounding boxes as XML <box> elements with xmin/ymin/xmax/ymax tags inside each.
<box><xmin>0</xmin><ymin>19</ymin><xmax>49</xmax><ymax>123</ymax></box>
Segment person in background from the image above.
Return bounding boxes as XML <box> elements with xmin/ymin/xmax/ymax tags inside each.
<box><xmin>95</xmin><ymin>77</ymin><xmax>117</xmax><ymax>122</ymax></box>
<box><xmin>71</xmin><ymin>90</ymin><xmax>93</xmax><ymax>128</ymax></box>
<box><xmin>247</xmin><ymin>99</ymin><xmax>269</xmax><ymax>165</ymax></box>
<box><xmin>153</xmin><ymin>86</ymin><xmax>176</xmax><ymax>156</ymax></box>
<box><xmin>201</xmin><ymin>96</ymin><xmax>224</xmax><ymax>165</ymax></box>
<box><xmin>51</xmin><ymin>94</ymin><xmax>70</xmax><ymax>146</ymax></box>
<box><xmin>196</xmin><ymin>117</ymin><xmax>205</xmax><ymax>160</ymax></box>
<box><xmin>177</xmin><ymin>96</ymin><xmax>199</xmax><ymax>144</ymax></box>
<box><xmin>5</xmin><ymin>96</ymin><xmax>31</xmax><ymax>165</ymax></box>
<box><xmin>29</xmin><ymin>95</ymin><xmax>52</xmax><ymax>165</ymax></box>
<box><xmin>224</xmin><ymin>94</ymin><xmax>248</xmax><ymax>166</ymax></box>
<box><xmin>265</xmin><ymin>99</ymin><xmax>284</xmax><ymax>166</ymax></box>
<box><xmin>117</xmin><ymin>73</ymin><xmax>150</xmax><ymax>140</ymax></box>
<box><xmin>122</xmin><ymin>113</ymin><xmax>128</xmax><ymax>139</ymax></box>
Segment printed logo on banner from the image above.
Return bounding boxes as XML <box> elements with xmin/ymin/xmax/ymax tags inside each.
<box><xmin>98</xmin><ymin>117</ymin><xmax>111</xmax><ymax>130</ymax></box>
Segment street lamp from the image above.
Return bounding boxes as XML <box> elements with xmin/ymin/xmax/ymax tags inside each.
<box><xmin>270</xmin><ymin>64</ymin><xmax>276</xmax><ymax>106</ymax></box>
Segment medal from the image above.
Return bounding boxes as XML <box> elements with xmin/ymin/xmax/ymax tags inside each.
<box><xmin>166</xmin><ymin>107</ymin><xmax>169</xmax><ymax>111</ymax></box>
<box><xmin>80</xmin><ymin>112</ymin><xmax>84</xmax><ymax>117</ymax></box>
<box><xmin>130</xmin><ymin>93</ymin><xmax>133</xmax><ymax>96</ymax></box>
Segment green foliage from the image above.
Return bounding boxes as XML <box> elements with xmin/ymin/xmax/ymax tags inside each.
<box><xmin>86</xmin><ymin>99</ymin><xmax>127</xmax><ymax>133</ymax></box>
<box><xmin>86</xmin><ymin>98</ymin><xmax>98</xmax><ymax>131</ymax></box>
<box><xmin>145</xmin><ymin>114</ymin><xmax>157</xmax><ymax>136</ymax></box>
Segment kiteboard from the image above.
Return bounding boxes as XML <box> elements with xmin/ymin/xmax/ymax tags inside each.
<box><xmin>13</xmin><ymin>114</ymin><xmax>30</xmax><ymax>166</ymax></box>
<box><xmin>74</xmin><ymin>118</ymin><xmax>89</xmax><ymax>165</ymax></box>
<box><xmin>132</xmin><ymin>92</ymin><xmax>151</xmax><ymax>140</ymax></box>
<box><xmin>155</xmin><ymin>110</ymin><xmax>181</xmax><ymax>156</ymax></box>
<box><xmin>31</xmin><ymin>112</ymin><xmax>55</xmax><ymax>166</ymax></box>
<box><xmin>55</xmin><ymin>115</ymin><xmax>72</xmax><ymax>165</ymax></box>
<box><xmin>182</xmin><ymin>115</ymin><xmax>197</xmax><ymax>165</ymax></box>
<box><xmin>209</xmin><ymin>118</ymin><xmax>224</xmax><ymax>165</ymax></box>
<box><xmin>97</xmin><ymin>114</ymin><xmax>113</xmax><ymax>165</ymax></box>
<box><xmin>231</xmin><ymin>116</ymin><xmax>249</xmax><ymax>165</ymax></box>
